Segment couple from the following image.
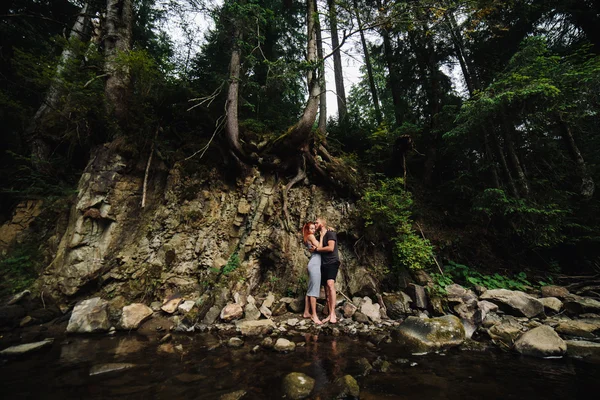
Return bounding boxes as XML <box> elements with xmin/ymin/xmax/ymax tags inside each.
<box><xmin>302</xmin><ymin>217</ymin><xmax>340</xmax><ymax>325</ymax></box>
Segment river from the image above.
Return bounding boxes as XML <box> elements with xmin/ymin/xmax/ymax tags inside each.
<box><xmin>1</xmin><ymin>332</ymin><xmax>599</xmax><ymax>399</ymax></box>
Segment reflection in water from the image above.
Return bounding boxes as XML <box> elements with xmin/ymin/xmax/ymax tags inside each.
<box><xmin>1</xmin><ymin>333</ymin><xmax>599</xmax><ymax>399</ymax></box>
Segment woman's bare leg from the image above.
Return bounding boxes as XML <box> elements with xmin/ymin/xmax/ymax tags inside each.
<box><xmin>309</xmin><ymin>296</ymin><xmax>322</xmax><ymax>324</ymax></box>
<box><xmin>303</xmin><ymin>295</ymin><xmax>311</xmax><ymax>318</ymax></box>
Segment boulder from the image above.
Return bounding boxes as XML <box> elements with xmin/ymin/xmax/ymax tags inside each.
<box><xmin>333</xmin><ymin>375</ymin><xmax>360</xmax><ymax>399</ymax></box>
<box><xmin>353</xmin><ymin>311</ymin><xmax>369</xmax><ymax>324</ymax></box>
<box><xmin>274</xmin><ymin>338</ymin><xmax>296</xmax><ymax>352</ymax></box>
<box><xmin>178</xmin><ymin>300</ymin><xmax>195</xmax><ymax>314</ymax></box>
<box><xmin>235</xmin><ymin>319</ymin><xmax>276</xmax><ymax>336</ymax></box>
<box><xmin>446</xmin><ymin>284</ymin><xmax>478</xmax><ymax>307</ymax></box>
<box><xmin>541</xmin><ymin>285</ymin><xmax>570</xmax><ymax>299</ymax></box>
<box><xmin>538</xmin><ymin>297</ymin><xmax>563</xmax><ymax>314</ymax></box>
<box><xmin>405</xmin><ymin>284</ymin><xmax>428</xmax><ymax>309</ymax></box>
<box><xmin>0</xmin><ymin>338</ymin><xmax>54</xmax><ymax>357</ymax></box>
<box><xmin>244</xmin><ymin>302</ymin><xmax>261</xmax><ymax>321</ymax></box>
<box><xmin>119</xmin><ymin>303</ymin><xmax>153</xmax><ymax>330</ymax></box>
<box><xmin>360</xmin><ymin>297</ymin><xmax>381</xmax><ymax>322</ymax></box>
<box><xmin>220</xmin><ymin>303</ymin><xmax>243</xmax><ymax>322</ymax></box>
<box><xmin>480</xmin><ymin>289</ymin><xmax>544</xmax><ymax>318</ymax></box>
<box><xmin>67</xmin><ymin>297</ymin><xmax>110</xmax><ymax>333</ymax></box>
<box><xmin>563</xmin><ymin>295</ymin><xmax>600</xmax><ymax>315</ymax></box>
<box><xmin>555</xmin><ymin>319</ymin><xmax>600</xmax><ymax>339</ymax></box>
<box><xmin>452</xmin><ymin>303</ymin><xmax>482</xmax><ymax>339</ymax></box>
<box><xmin>282</xmin><ymin>372</ymin><xmax>314</xmax><ymax>400</ymax></box>
<box><xmin>263</xmin><ymin>292</ymin><xmax>275</xmax><ymax>309</ymax></box>
<box><xmin>382</xmin><ymin>292</ymin><xmax>412</xmax><ymax>319</ymax></box>
<box><xmin>259</xmin><ymin>304</ymin><xmax>272</xmax><ymax>318</ymax></box>
<box><xmin>342</xmin><ymin>302</ymin><xmax>357</xmax><ymax>318</ymax></box>
<box><xmin>394</xmin><ymin>315</ymin><xmax>465</xmax><ymax>353</ymax></box>
<box><xmin>566</xmin><ymin>340</ymin><xmax>600</xmax><ymax>362</ymax></box>
<box><xmin>288</xmin><ymin>297</ymin><xmax>304</xmax><ymax>313</ymax></box>
<box><xmin>487</xmin><ymin>317</ymin><xmax>525</xmax><ymax>348</ymax></box>
<box><xmin>514</xmin><ymin>325</ymin><xmax>566</xmax><ymax>358</ymax></box>
<box><xmin>202</xmin><ymin>305</ymin><xmax>221</xmax><ymax>325</ymax></box>
<box><xmin>478</xmin><ymin>300</ymin><xmax>499</xmax><ymax>316</ymax></box>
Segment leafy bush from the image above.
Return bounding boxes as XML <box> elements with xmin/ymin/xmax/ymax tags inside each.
<box><xmin>222</xmin><ymin>252</ymin><xmax>240</xmax><ymax>275</ymax></box>
<box><xmin>358</xmin><ymin>177</ymin><xmax>433</xmax><ymax>272</ymax></box>
<box><xmin>0</xmin><ymin>244</ymin><xmax>42</xmax><ymax>296</ymax></box>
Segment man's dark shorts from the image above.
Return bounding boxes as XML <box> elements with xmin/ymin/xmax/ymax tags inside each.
<box><xmin>321</xmin><ymin>261</ymin><xmax>340</xmax><ymax>286</ymax></box>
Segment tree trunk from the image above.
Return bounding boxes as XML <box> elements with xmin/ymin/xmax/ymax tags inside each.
<box><xmin>557</xmin><ymin>118</ymin><xmax>595</xmax><ymax>199</ymax></box>
<box><xmin>376</xmin><ymin>0</ymin><xmax>403</xmax><ymax>126</ymax></box>
<box><xmin>354</xmin><ymin>0</ymin><xmax>382</xmax><ymax>124</ymax></box>
<box><xmin>328</xmin><ymin>0</ymin><xmax>346</xmax><ymax>123</ymax></box>
<box><xmin>27</xmin><ymin>3</ymin><xmax>93</xmax><ymax>173</ymax></box>
<box><xmin>315</xmin><ymin>0</ymin><xmax>327</xmax><ymax>135</ymax></box>
<box><xmin>104</xmin><ymin>0</ymin><xmax>133</xmax><ymax>125</ymax></box>
<box><xmin>224</xmin><ymin>17</ymin><xmax>246</xmax><ymax>166</ymax></box>
<box><xmin>492</xmin><ymin>130</ymin><xmax>519</xmax><ymax>198</ymax></box>
<box><xmin>502</xmin><ymin>119</ymin><xmax>530</xmax><ymax>197</ymax></box>
<box><xmin>286</xmin><ymin>0</ymin><xmax>320</xmax><ymax>149</ymax></box>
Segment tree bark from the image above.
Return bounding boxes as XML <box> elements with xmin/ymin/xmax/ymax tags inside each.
<box><xmin>328</xmin><ymin>0</ymin><xmax>346</xmax><ymax>123</ymax></box>
<box><xmin>315</xmin><ymin>0</ymin><xmax>327</xmax><ymax>135</ymax></box>
<box><xmin>502</xmin><ymin>119</ymin><xmax>530</xmax><ymax>197</ymax></box>
<box><xmin>27</xmin><ymin>3</ymin><xmax>93</xmax><ymax>173</ymax></box>
<box><xmin>354</xmin><ymin>0</ymin><xmax>382</xmax><ymax>124</ymax></box>
<box><xmin>492</xmin><ymin>129</ymin><xmax>519</xmax><ymax>198</ymax></box>
<box><xmin>104</xmin><ymin>0</ymin><xmax>133</xmax><ymax>125</ymax></box>
<box><xmin>557</xmin><ymin>118</ymin><xmax>595</xmax><ymax>199</ymax></box>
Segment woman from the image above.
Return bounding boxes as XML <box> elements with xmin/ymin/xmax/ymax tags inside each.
<box><xmin>302</xmin><ymin>221</ymin><xmax>324</xmax><ymax>324</ymax></box>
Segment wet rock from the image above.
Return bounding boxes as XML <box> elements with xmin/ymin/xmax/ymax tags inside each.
<box><xmin>150</xmin><ymin>301</ymin><xmax>162</xmax><ymax>312</ymax></box>
<box><xmin>274</xmin><ymin>338</ymin><xmax>296</xmax><ymax>352</ymax></box>
<box><xmin>282</xmin><ymin>372</ymin><xmax>314</xmax><ymax>400</ymax></box>
<box><xmin>228</xmin><ymin>337</ymin><xmax>244</xmax><ymax>348</ymax></box>
<box><xmin>405</xmin><ymin>283</ymin><xmax>428</xmax><ymax>309</ymax></box>
<box><xmin>514</xmin><ymin>325</ymin><xmax>566</xmax><ymax>358</ymax></box>
<box><xmin>563</xmin><ymin>295</ymin><xmax>600</xmax><ymax>315</ymax></box>
<box><xmin>19</xmin><ymin>315</ymin><xmax>34</xmax><ymax>327</ymax></box>
<box><xmin>487</xmin><ymin>319</ymin><xmax>524</xmax><ymax>348</ymax></box>
<box><xmin>355</xmin><ymin>357</ymin><xmax>373</xmax><ymax>377</ymax></box>
<box><xmin>541</xmin><ymin>285</ymin><xmax>570</xmax><ymax>299</ymax></box>
<box><xmin>67</xmin><ymin>297</ymin><xmax>110</xmax><ymax>333</ymax></box>
<box><xmin>373</xmin><ymin>357</ymin><xmax>391</xmax><ymax>372</ymax></box>
<box><xmin>236</xmin><ymin>319</ymin><xmax>276</xmax><ymax>336</ymax></box>
<box><xmin>555</xmin><ymin>319</ymin><xmax>600</xmax><ymax>339</ymax></box>
<box><xmin>333</xmin><ymin>375</ymin><xmax>360</xmax><ymax>399</ymax></box>
<box><xmin>174</xmin><ymin>373</ymin><xmax>206</xmax><ymax>383</ymax></box>
<box><xmin>394</xmin><ymin>315</ymin><xmax>466</xmax><ymax>353</ymax></box>
<box><xmin>342</xmin><ymin>302</ymin><xmax>357</xmax><ymax>318</ymax></box>
<box><xmin>480</xmin><ymin>289</ymin><xmax>544</xmax><ymax>318</ymax></box>
<box><xmin>89</xmin><ymin>363</ymin><xmax>136</xmax><ymax>376</ymax></box>
<box><xmin>261</xmin><ymin>337</ymin><xmax>274</xmax><ymax>349</ymax></box>
<box><xmin>353</xmin><ymin>312</ymin><xmax>369</xmax><ymax>324</ymax></box>
<box><xmin>178</xmin><ymin>300</ymin><xmax>195</xmax><ymax>314</ymax></box>
<box><xmin>0</xmin><ymin>338</ymin><xmax>54</xmax><ymax>356</ymax></box>
<box><xmin>161</xmin><ymin>297</ymin><xmax>183</xmax><ymax>314</ymax></box>
<box><xmin>482</xmin><ymin>312</ymin><xmax>502</xmax><ymax>328</ymax></box>
<box><xmin>220</xmin><ymin>303</ymin><xmax>243</xmax><ymax>322</ymax></box>
<box><xmin>538</xmin><ymin>297</ymin><xmax>563</xmax><ymax>314</ymax></box>
<box><xmin>360</xmin><ymin>297</ymin><xmax>381</xmax><ymax>323</ymax></box>
<box><xmin>452</xmin><ymin>302</ymin><xmax>483</xmax><ymax>340</ymax></box>
<box><xmin>220</xmin><ymin>390</ymin><xmax>247</xmax><ymax>400</ymax></box>
<box><xmin>119</xmin><ymin>303</ymin><xmax>153</xmax><ymax>330</ymax></box>
<box><xmin>566</xmin><ymin>340</ymin><xmax>600</xmax><ymax>362</ymax></box>
<box><xmin>203</xmin><ymin>305</ymin><xmax>221</xmax><ymax>325</ymax></box>
<box><xmin>244</xmin><ymin>302</ymin><xmax>261</xmax><ymax>321</ymax></box>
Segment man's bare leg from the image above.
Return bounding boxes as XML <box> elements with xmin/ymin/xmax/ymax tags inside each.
<box><xmin>327</xmin><ymin>279</ymin><xmax>337</xmax><ymax>323</ymax></box>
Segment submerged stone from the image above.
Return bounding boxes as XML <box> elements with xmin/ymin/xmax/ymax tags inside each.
<box><xmin>0</xmin><ymin>338</ymin><xmax>54</xmax><ymax>356</ymax></box>
<box><xmin>394</xmin><ymin>315</ymin><xmax>466</xmax><ymax>353</ymax></box>
<box><xmin>89</xmin><ymin>363</ymin><xmax>136</xmax><ymax>376</ymax></box>
<box><xmin>282</xmin><ymin>372</ymin><xmax>314</xmax><ymax>400</ymax></box>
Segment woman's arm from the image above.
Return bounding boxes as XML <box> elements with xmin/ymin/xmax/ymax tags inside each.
<box><xmin>307</xmin><ymin>234</ymin><xmax>320</xmax><ymax>250</ymax></box>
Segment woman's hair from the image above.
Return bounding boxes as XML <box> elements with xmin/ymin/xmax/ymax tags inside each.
<box><xmin>302</xmin><ymin>221</ymin><xmax>315</xmax><ymax>243</ymax></box>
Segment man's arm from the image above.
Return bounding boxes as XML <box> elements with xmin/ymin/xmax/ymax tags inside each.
<box><xmin>317</xmin><ymin>239</ymin><xmax>336</xmax><ymax>253</ymax></box>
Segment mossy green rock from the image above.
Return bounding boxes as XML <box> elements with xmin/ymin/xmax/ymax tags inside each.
<box><xmin>334</xmin><ymin>375</ymin><xmax>360</xmax><ymax>399</ymax></box>
<box><xmin>282</xmin><ymin>372</ymin><xmax>314</xmax><ymax>399</ymax></box>
<box><xmin>394</xmin><ymin>315</ymin><xmax>466</xmax><ymax>353</ymax></box>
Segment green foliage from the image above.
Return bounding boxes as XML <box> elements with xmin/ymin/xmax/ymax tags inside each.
<box><xmin>222</xmin><ymin>252</ymin><xmax>241</xmax><ymax>275</ymax></box>
<box><xmin>431</xmin><ymin>261</ymin><xmax>533</xmax><ymax>294</ymax></box>
<box><xmin>359</xmin><ymin>178</ymin><xmax>433</xmax><ymax>271</ymax></box>
<box><xmin>0</xmin><ymin>244</ymin><xmax>42</xmax><ymax>297</ymax></box>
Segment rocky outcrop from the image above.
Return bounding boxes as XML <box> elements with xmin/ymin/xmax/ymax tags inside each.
<box><xmin>394</xmin><ymin>315</ymin><xmax>466</xmax><ymax>353</ymax></box>
<box><xmin>514</xmin><ymin>325</ymin><xmax>566</xmax><ymax>357</ymax></box>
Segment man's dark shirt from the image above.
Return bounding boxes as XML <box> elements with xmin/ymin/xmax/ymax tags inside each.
<box><xmin>321</xmin><ymin>230</ymin><xmax>339</xmax><ymax>265</ymax></box>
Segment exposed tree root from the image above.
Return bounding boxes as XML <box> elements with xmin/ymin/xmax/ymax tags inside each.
<box><xmin>282</xmin><ymin>156</ymin><xmax>307</xmax><ymax>232</ymax></box>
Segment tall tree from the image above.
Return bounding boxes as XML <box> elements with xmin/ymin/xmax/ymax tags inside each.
<box><xmin>327</xmin><ymin>0</ymin><xmax>347</xmax><ymax>122</ymax></box>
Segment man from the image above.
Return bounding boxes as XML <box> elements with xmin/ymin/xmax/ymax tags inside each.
<box><xmin>315</xmin><ymin>217</ymin><xmax>340</xmax><ymax>323</ymax></box>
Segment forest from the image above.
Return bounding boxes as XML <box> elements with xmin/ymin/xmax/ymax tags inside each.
<box><xmin>1</xmin><ymin>0</ymin><xmax>599</xmax><ymax>298</ymax></box>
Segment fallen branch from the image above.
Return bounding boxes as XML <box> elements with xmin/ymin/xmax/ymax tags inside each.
<box><xmin>142</xmin><ymin>126</ymin><xmax>160</xmax><ymax>208</ymax></box>
<box><xmin>416</xmin><ymin>222</ymin><xmax>444</xmax><ymax>276</ymax></box>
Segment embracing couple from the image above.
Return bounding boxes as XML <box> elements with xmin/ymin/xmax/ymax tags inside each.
<box><xmin>301</xmin><ymin>217</ymin><xmax>340</xmax><ymax>325</ymax></box>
